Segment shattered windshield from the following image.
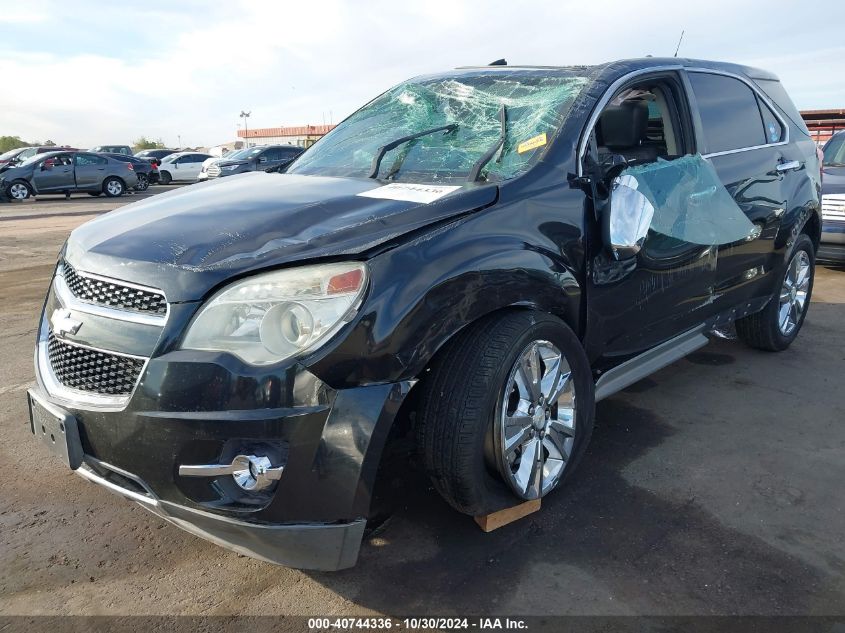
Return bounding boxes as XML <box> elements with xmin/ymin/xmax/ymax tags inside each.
<box><xmin>287</xmin><ymin>71</ymin><xmax>591</xmax><ymax>184</ymax></box>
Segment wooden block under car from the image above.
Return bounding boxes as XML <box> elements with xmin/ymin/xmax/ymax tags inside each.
<box><xmin>474</xmin><ymin>499</ymin><xmax>541</xmax><ymax>532</ymax></box>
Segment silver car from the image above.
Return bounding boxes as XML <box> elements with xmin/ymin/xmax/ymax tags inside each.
<box><xmin>0</xmin><ymin>151</ymin><xmax>139</xmax><ymax>200</ymax></box>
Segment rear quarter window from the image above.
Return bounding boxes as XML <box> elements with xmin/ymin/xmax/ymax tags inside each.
<box><xmin>752</xmin><ymin>78</ymin><xmax>811</xmax><ymax>137</ymax></box>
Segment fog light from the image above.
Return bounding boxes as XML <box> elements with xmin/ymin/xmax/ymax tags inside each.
<box><xmin>179</xmin><ymin>454</ymin><xmax>283</xmax><ymax>491</ymax></box>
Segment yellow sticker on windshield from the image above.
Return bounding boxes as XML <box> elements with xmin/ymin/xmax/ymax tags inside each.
<box><xmin>517</xmin><ymin>133</ymin><xmax>547</xmax><ymax>154</ymax></box>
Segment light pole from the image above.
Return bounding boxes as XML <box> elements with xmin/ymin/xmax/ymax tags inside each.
<box><xmin>239</xmin><ymin>110</ymin><xmax>251</xmax><ymax>146</ymax></box>
<box><xmin>177</xmin><ymin>134</ymin><xmax>181</xmax><ymax>148</ymax></box>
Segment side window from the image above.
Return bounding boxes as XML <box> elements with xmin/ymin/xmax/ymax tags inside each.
<box><xmin>264</xmin><ymin>149</ymin><xmax>284</xmax><ymax>161</ymax></box>
<box><xmin>758</xmin><ymin>98</ymin><xmax>784</xmax><ymax>144</ymax></box>
<box><xmin>74</xmin><ymin>154</ymin><xmax>106</xmax><ymax>166</ymax></box>
<box><xmin>689</xmin><ymin>72</ymin><xmax>766</xmax><ymax>153</ymax></box>
<box><xmin>823</xmin><ymin>135</ymin><xmax>845</xmax><ymax>166</ymax></box>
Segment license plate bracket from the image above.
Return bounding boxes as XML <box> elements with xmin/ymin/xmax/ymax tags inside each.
<box><xmin>28</xmin><ymin>390</ymin><xmax>83</xmax><ymax>470</ymax></box>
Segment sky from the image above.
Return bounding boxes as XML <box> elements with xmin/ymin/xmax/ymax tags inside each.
<box><xmin>1</xmin><ymin>0</ymin><xmax>843</xmax><ymax>148</ymax></box>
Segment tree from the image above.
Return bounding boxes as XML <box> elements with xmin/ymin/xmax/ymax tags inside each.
<box><xmin>133</xmin><ymin>136</ymin><xmax>166</xmax><ymax>151</ymax></box>
<box><xmin>0</xmin><ymin>136</ymin><xmax>35</xmax><ymax>153</ymax></box>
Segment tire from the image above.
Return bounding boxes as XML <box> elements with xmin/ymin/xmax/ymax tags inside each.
<box><xmin>736</xmin><ymin>233</ymin><xmax>815</xmax><ymax>351</ymax></box>
<box><xmin>103</xmin><ymin>177</ymin><xmax>125</xmax><ymax>197</ymax></box>
<box><xmin>416</xmin><ymin>310</ymin><xmax>595</xmax><ymax>516</ymax></box>
<box><xmin>6</xmin><ymin>180</ymin><xmax>33</xmax><ymax>200</ymax></box>
<box><xmin>159</xmin><ymin>171</ymin><xmax>172</xmax><ymax>185</ymax></box>
<box><xmin>134</xmin><ymin>173</ymin><xmax>149</xmax><ymax>192</ymax></box>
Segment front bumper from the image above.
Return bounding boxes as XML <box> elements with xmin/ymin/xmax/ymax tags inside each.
<box><xmin>75</xmin><ymin>457</ymin><xmax>366</xmax><ymax>570</ymax></box>
<box><xmin>32</xmin><ymin>266</ymin><xmax>412</xmax><ymax>569</ymax></box>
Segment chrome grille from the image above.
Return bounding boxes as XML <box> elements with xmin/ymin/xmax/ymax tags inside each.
<box><xmin>47</xmin><ymin>333</ymin><xmax>145</xmax><ymax>396</ymax></box>
<box><xmin>207</xmin><ymin>164</ymin><xmax>221</xmax><ymax>178</ymax></box>
<box><xmin>61</xmin><ymin>262</ymin><xmax>167</xmax><ymax>316</ymax></box>
<box><xmin>822</xmin><ymin>194</ymin><xmax>845</xmax><ymax>221</ymax></box>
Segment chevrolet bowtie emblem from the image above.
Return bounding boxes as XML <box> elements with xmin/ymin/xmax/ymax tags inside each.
<box><xmin>50</xmin><ymin>308</ymin><xmax>82</xmax><ymax>336</ymax></box>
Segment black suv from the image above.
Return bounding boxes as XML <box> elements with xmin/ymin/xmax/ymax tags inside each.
<box><xmin>28</xmin><ymin>58</ymin><xmax>821</xmax><ymax>571</ymax></box>
<box><xmin>205</xmin><ymin>144</ymin><xmax>303</xmax><ymax>178</ymax></box>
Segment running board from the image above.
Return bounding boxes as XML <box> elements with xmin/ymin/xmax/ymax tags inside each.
<box><xmin>594</xmin><ymin>327</ymin><xmax>709</xmax><ymax>402</ymax></box>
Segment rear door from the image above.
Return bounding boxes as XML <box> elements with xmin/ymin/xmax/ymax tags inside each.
<box><xmin>73</xmin><ymin>153</ymin><xmax>108</xmax><ymax>190</ymax></box>
<box><xmin>686</xmin><ymin>70</ymin><xmax>792</xmax><ymax>309</ymax></box>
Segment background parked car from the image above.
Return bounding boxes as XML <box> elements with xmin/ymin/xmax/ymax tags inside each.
<box><xmin>134</xmin><ymin>148</ymin><xmax>179</xmax><ymax>166</ymax></box>
<box><xmin>819</xmin><ymin>131</ymin><xmax>845</xmax><ymax>263</ymax></box>
<box><xmin>97</xmin><ymin>152</ymin><xmax>159</xmax><ymax>191</ymax></box>
<box><xmin>157</xmin><ymin>151</ymin><xmax>213</xmax><ymax>184</ymax></box>
<box><xmin>0</xmin><ymin>151</ymin><xmax>138</xmax><ymax>199</ymax></box>
<box><xmin>197</xmin><ymin>147</ymin><xmax>257</xmax><ymax>182</ymax></box>
<box><xmin>206</xmin><ymin>145</ymin><xmax>302</xmax><ymax>179</ymax></box>
<box><xmin>0</xmin><ymin>146</ymin><xmax>79</xmax><ymax>170</ymax></box>
<box><xmin>89</xmin><ymin>145</ymin><xmax>133</xmax><ymax>156</ymax></box>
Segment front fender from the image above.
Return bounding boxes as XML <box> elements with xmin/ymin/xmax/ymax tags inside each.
<box><xmin>307</xmin><ymin>208</ymin><xmax>584</xmax><ymax>389</ymax></box>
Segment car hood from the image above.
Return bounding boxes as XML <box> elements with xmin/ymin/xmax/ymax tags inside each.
<box><xmin>0</xmin><ymin>164</ymin><xmax>27</xmax><ymax>178</ymax></box>
<box><xmin>822</xmin><ymin>165</ymin><xmax>845</xmax><ymax>196</ymax></box>
<box><xmin>65</xmin><ymin>172</ymin><xmax>497</xmax><ymax>302</ymax></box>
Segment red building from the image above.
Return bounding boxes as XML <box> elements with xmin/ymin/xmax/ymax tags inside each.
<box><xmin>800</xmin><ymin>109</ymin><xmax>845</xmax><ymax>145</ymax></box>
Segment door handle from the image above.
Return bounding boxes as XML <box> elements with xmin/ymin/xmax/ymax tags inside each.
<box><xmin>776</xmin><ymin>160</ymin><xmax>801</xmax><ymax>173</ymax></box>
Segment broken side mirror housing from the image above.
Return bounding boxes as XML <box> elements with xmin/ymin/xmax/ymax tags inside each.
<box><xmin>604</xmin><ymin>174</ymin><xmax>654</xmax><ymax>260</ymax></box>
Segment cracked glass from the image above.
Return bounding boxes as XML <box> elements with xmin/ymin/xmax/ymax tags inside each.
<box><xmin>287</xmin><ymin>72</ymin><xmax>591</xmax><ymax>184</ymax></box>
<box><xmin>618</xmin><ymin>154</ymin><xmax>757</xmax><ymax>246</ymax></box>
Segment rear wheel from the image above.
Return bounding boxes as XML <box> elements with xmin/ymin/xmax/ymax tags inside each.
<box><xmin>134</xmin><ymin>173</ymin><xmax>149</xmax><ymax>191</ymax></box>
<box><xmin>159</xmin><ymin>171</ymin><xmax>172</xmax><ymax>185</ymax></box>
<box><xmin>736</xmin><ymin>234</ymin><xmax>815</xmax><ymax>351</ymax></box>
<box><xmin>6</xmin><ymin>180</ymin><xmax>32</xmax><ymax>200</ymax></box>
<box><xmin>416</xmin><ymin>310</ymin><xmax>594</xmax><ymax>515</ymax></box>
<box><xmin>103</xmin><ymin>177</ymin><xmax>125</xmax><ymax>197</ymax></box>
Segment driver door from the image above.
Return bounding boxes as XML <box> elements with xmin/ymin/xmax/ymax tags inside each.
<box><xmin>584</xmin><ymin>73</ymin><xmax>721</xmax><ymax>361</ymax></box>
<box><xmin>31</xmin><ymin>153</ymin><xmax>75</xmax><ymax>193</ymax></box>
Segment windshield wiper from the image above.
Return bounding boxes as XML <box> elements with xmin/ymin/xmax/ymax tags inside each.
<box><xmin>467</xmin><ymin>105</ymin><xmax>507</xmax><ymax>182</ymax></box>
<box><xmin>368</xmin><ymin>123</ymin><xmax>458</xmax><ymax>179</ymax></box>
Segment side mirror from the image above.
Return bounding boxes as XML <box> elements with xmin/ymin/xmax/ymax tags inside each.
<box><xmin>604</xmin><ymin>174</ymin><xmax>654</xmax><ymax>260</ymax></box>
<box><xmin>258</xmin><ymin>156</ymin><xmax>267</xmax><ymax>164</ymax></box>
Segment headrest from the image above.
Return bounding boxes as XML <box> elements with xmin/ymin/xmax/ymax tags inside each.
<box><xmin>598</xmin><ymin>100</ymin><xmax>648</xmax><ymax>148</ymax></box>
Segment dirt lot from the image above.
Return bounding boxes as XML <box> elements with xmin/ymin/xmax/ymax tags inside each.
<box><xmin>1</xmin><ymin>190</ymin><xmax>844</xmax><ymax>617</ymax></box>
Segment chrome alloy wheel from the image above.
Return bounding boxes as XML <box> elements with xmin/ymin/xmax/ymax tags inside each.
<box><xmin>106</xmin><ymin>179</ymin><xmax>124</xmax><ymax>196</ymax></box>
<box><xmin>9</xmin><ymin>182</ymin><xmax>29</xmax><ymax>199</ymax></box>
<box><xmin>778</xmin><ymin>250</ymin><xmax>811</xmax><ymax>336</ymax></box>
<box><xmin>494</xmin><ymin>340</ymin><xmax>576</xmax><ymax>500</ymax></box>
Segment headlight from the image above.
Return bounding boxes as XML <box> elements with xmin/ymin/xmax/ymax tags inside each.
<box><xmin>222</xmin><ymin>164</ymin><xmax>241</xmax><ymax>171</ymax></box>
<box><xmin>180</xmin><ymin>262</ymin><xmax>367</xmax><ymax>365</ymax></box>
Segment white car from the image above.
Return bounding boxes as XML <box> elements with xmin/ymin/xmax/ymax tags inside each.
<box><xmin>158</xmin><ymin>152</ymin><xmax>214</xmax><ymax>184</ymax></box>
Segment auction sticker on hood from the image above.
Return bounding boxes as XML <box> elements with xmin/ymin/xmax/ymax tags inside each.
<box><xmin>357</xmin><ymin>183</ymin><xmax>462</xmax><ymax>204</ymax></box>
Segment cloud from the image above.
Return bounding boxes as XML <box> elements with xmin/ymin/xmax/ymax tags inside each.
<box><xmin>0</xmin><ymin>0</ymin><xmax>843</xmax><ymax>147</ymax></box>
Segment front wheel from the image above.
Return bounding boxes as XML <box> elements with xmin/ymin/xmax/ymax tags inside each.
<box><xmin>416</xmin><ymin>310</ymin><xmax>594</xmax><ymax>516</ymax></box>
<box><xmin>736</xmin><ymin>233</ymin><xmax>815</xmax><ymax>351</ymax></box>
<box><xmin>103</xmin><ymin>177</ymin><xmax>125</xmax><ymax>197</ymax></box>
<box><xmin>6</xmin><ymin>180</ymin><xmax>33</xmax><ymax>200</ymax></box>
